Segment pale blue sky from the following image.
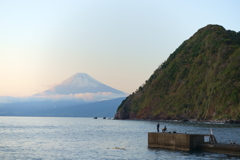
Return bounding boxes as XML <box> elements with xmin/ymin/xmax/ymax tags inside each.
<box><xmin>0</xmin><ymin>0</ymin><xmax>240</xmax><ymax>96</ymax></box>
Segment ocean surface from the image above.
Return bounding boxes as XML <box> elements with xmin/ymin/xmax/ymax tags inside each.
<box><xmin>0</xmin><ymin>116</ymin><xmax>240</xmax><ymax>160</ymax></box>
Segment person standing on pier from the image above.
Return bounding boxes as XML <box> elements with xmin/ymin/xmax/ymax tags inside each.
<box><xmin>157</xmin><ymin>123</ymin><xmax>160</xmax><ymax>132</ymax></box>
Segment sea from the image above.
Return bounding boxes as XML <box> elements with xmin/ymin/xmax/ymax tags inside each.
<box><xmin>0</xmin><ymin>116</ymin><xmax>240</xmax><ymax>160</ymax></box>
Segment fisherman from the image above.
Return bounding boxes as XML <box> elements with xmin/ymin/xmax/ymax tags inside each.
<box><xmin>162</xmin><ymin>126</ymin><xmax>167</xmax><ymax>132</ymax></box>
<box><xmin>157</xmin><ymin>123</ymin><xmax>160</xmax><ymax>132</ymax></box>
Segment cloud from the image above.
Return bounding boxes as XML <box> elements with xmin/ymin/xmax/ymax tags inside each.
<box><xmin>34</xmin><ymin>92</ymin><xmax>127</xmax><ymax>102</ymax></box>
<box><xmin>0</xmin><ymin>92</ymin><xmax>129</xmax><ymax>103</ymax></box>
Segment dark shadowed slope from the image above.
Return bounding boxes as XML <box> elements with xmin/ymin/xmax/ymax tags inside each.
<box><xmin>29</xmin><ymin>97</ymin><xmax>125</xmax><ymax>117</ymax></box>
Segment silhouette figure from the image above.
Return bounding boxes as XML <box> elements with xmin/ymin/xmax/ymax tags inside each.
<box><xmin>162</xmin><ymin>126</ymin><xmax>167</xmax><ymax>132</ymax></box>
<box><xmin>157</xmin><ymin>123</ymin><xmax>160</xmax><ymax>132</ymax></box>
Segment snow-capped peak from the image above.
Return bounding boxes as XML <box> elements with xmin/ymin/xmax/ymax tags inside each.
<box><xmin>61</xmin><ymin>73</ymin><xmax>102</xmax><ymax>88</ymax></box>
<box><xmin>34</xmin><ymin>72</ymin><xmax>126</xmax><ymax>95</ymax></box>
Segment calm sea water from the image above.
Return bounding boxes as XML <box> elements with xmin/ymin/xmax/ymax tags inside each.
<box><xmin>0</xmin><ymin>116</ymin><xmax>240</xmax><ymax>160</ymax></box>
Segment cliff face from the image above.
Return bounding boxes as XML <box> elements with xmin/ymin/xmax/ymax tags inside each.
<box><xmin>115</xmin><ymin>25</ymin><xmax>240</xmax><ymax>120</ymax></box>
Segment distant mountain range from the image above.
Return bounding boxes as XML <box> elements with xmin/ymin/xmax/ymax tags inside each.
<box><xmin>29</xmin><ymin>97</ymin><xmax>125</xmax><ymax>117</ymax></box>
<box><xmin>0</xmin><ymin>97</ymin><xmax>125</xmax><ymax>117</ymax></box>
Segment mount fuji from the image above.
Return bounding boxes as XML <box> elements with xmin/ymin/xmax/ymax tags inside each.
<box><xmin>33</xmin><ymin>73</ymin><xmax>128</xmax><ymax>102</ymax></box>
<box><xmin>0</xmin><ymin>73</ymin><xmax>127</xmax><ymax>117</ymax></box>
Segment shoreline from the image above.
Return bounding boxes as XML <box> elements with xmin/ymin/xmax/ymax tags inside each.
<box><xmin>172</xmin><ymin>119</ymin><xmax>240</xmax><ymax>124</ymax></box>
<box><xmin>115</xmin><ymin>118</ymin><xmax>240</xmax><ymax>124</ymax></box>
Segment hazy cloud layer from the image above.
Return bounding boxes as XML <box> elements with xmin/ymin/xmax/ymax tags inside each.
<box><xmin>0</xmin><ymin>92</ymin><xmax>128</xmax><ymax>104</ymax></box>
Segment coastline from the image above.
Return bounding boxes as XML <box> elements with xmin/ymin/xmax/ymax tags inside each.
<box><xmin>114</xmin><ymin>118</ymin><xmax>240</xmax><ymax>124</ymax></box>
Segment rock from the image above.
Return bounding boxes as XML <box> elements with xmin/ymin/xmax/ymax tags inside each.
<box><xmin>235</xmin><ymin>120</ymin><xmax>240</xmax><ymax>124</ymax></box>
<box><xmin>230</xmin><ymin>120</ymin><xmax>235</xmax><ymax>124</ymax></box>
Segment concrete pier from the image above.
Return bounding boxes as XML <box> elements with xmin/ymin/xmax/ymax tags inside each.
<box><xmin>200</xmin><ymin>143</ymin><xmax>240</xmax><ymax>156</ymax></box>
<box><xmin>148</xmin><ymin>132</ymin><xmax>208</xmax><ymax>151</ymax></box>
<box><xmin>148</xmin><ymin>132</ymin><xmax>240</xmax><ymax>156</ymax></box>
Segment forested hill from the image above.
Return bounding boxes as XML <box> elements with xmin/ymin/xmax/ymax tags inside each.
<box><xmin>115</xmin><ymin>24</ymin><xmax>240</xmax><ymax>121</ymax></box>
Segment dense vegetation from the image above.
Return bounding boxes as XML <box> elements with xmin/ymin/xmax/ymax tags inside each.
<box><xmin>115</xmin><ymin>25</ymin><xmax>240</xmax><ymax>121</ymax></box>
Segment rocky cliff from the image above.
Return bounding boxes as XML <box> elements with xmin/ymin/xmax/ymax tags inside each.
<box><xmin>115</xmin><ymin>24</ymin><xmax>240</xmax><ymax>121</ymax></box>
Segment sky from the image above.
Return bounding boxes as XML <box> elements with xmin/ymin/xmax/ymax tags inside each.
<box><xmin>0</xmin><ymin>0</ymin><xmax>240</xmax><ymax>97</ymax></box>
